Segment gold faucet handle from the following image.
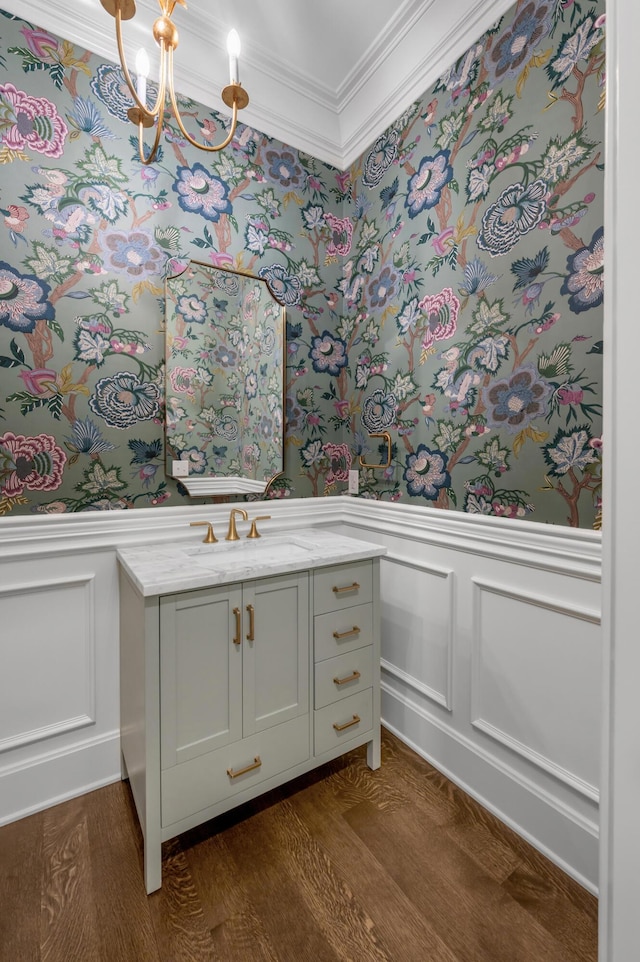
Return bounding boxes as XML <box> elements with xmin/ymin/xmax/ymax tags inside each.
<box><xmin>247</xmin><ymin>515</ymin><xmax>271</xmax><ymax>539</ymax></box>
<box><xmin>190</xmin><ymin>521</ymin><xmax>217</xmax><ymax>543</ymax></box>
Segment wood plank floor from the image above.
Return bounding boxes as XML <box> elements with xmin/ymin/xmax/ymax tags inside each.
<box><xmin>0</xmin><ymin>729</ymin><xmax>597</xmax><ymax>962</ymax></box>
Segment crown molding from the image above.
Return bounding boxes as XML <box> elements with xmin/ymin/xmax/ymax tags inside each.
<box><xmin>340</xmin><ymin>0</ymin><xmax>517</xmax><ymax>167</ymax></box>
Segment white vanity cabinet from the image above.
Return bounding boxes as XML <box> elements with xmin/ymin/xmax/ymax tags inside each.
<box><xmin>117</xmin><ymin>530</ymin><xmax>384</xmax><ymax>894</ymax></box>
<box><xmin>159</xmin><ymin>573</ymin><xmax>310</xmax><ymax>828</ymax></box>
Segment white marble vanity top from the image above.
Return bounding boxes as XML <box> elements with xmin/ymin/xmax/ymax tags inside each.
<box><xmin>117</xmin><ymin>528</ymin><xmax>386</xmax><ymax>597</ymax></box>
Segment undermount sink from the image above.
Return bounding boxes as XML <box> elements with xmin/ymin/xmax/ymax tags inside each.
<box><xmin>185</xmin><ymin>535</ymin><xmax>312</xmax><ymax>570</ymax></box>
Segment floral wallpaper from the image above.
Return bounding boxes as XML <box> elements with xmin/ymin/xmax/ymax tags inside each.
<box><xmin>0</xmin><ymin>0</ymin><xmax>604</xmax><ymax>527</ymax></box>
<box><xmin>331</xmin><ymin>0</ymin><xmax>606</xmax><ymax>527</ymax></box>
<box><xmin>165</xmin><ymin>262</ymin><xmax>283</xmax><ymax>483</ymax></box>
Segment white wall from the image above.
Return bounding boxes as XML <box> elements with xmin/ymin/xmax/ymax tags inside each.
<box><xmin>0</xmin><ymin>497</ymin><xmax>601</xmax><ymax>891</ymax></box>
<box><xmin>599</xmin><ymin>0</ymin><xmax>640</xmax><ymax>956</ymax></box>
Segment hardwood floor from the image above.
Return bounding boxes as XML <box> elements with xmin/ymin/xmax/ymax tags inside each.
<box><xmin>0</xmin><ymin>729</ymin><xmax>597</xmax><ymax>962</ymax></box>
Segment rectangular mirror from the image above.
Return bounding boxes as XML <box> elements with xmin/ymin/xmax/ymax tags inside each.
<box><xmin>165</xmin><ymin>260</ymin><xmax>284</xmax><ymax>496</ymax></box>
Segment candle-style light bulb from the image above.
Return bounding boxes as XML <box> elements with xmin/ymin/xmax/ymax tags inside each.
<box><xmin>135</xmin><ymin>47</ymin><xmax>150</xmax><ymax>107</ymax></box>
<box><xmin>227</xmin><ymin>29</ymin><xmax>241</xmax><ymax>85</ymax></box>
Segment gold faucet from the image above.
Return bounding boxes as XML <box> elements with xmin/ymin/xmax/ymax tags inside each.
<box><xmin>226</xmin><ymin>508</ymin><xmax>248</xmax><ymax>541</ymax></box>
<box><xmin>190</xmin><ymin>521</ymin><xmax>217</xmax><ymax>543</ymax></box>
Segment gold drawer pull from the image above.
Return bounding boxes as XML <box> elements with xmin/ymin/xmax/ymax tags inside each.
<box><xmin>232</xmin><ymin>607</ymin><xmax>241</xmax><ymax>646</ymax></box>
<box><xmin>333</xmin><ymin>715</ymin><xmax>360</xmax><ymax>732</ymax></box>
<box><xmin>332</xmin><ymin>582</ymin><xmax>360</xmax><ymax>595</ymax></box>
<box><xmin>333</xmin><ymin>626</ymin><xmax>360</xmax><ymax>640</ymax></box>
<box><xmin>227</xmin><ymin>756</ymin><xmax>262</xmax><ymax>779</ymax></box>
<box><xmin>333</xmin><ymin>670</ymin><xmax>361</xmax><ymax>686</ymax></box>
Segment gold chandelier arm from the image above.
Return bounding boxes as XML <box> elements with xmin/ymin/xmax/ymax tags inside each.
<box><xmin>137</xmin><ymin>96</ymin><xmax>166</xmax><ymax>165</ymax></box>
<box><xmin>167</xmin><ymin>47</ymin><xmax>239</xmax><ymax>153</ymax></box>
<box><xmin>114</xmin><ymin>5</ymin><xmax>158</xmax><ymax>117</ymax></box>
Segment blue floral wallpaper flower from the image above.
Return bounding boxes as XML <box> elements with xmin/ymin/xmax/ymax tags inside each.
<box><xmin>0</xmin><ymin>1</ymin><xmax>604</xmax><ymax>527</ymax></box>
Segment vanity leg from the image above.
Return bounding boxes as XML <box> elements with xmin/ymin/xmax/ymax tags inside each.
<box><xmin>367</xmin><ymin>731</ymin><xmax>381</xmax><ymax>770</ymax></box>
<box><xmin>144</xmin><ymin>838</ymin><xmax>162</xmax><ymax>894</ymax></box>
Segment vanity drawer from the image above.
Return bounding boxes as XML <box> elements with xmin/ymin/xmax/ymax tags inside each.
<box><xmin>314</xmin><ymin>560</ymin><xmax>372</xmax><ymax>615</ymax></box>
<box><xmin>161</xmin><ymin>716</ymin><xmax>309</xmax><ymax>828</ymax></box>
<box><xmin>314</xmin><ymin>646</ymin><xmax>373</xmax><ymax>709</ymax></box>
<box><xmin>314</xmin><ymin>602</ymin><xmax>373</xmax><ymax>662</ymax></box>
<box><xmin>314</xmin><ymin>689</ymin><xmax>373</xmax><ymax>757</ymax></box>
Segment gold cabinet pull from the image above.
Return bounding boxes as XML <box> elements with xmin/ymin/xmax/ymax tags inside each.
<box><xmin>227</xmin><ymin>756</ymin><xmax>262</xmax><ymax>779</ymax></box>
<box><xmin>246</xmin><ymin>603</ymin><xmax>255</xmax><ymax>641</ymax></box>
<box><xmin>332</xmin><ymin>582</ymin><xmax>360</xmax><ymax>595</ymax></box>
<box><xmin>332</xmin><ymin>626</ymin><xmax>360</xmax><ymax>640</ymax></box>
<box><xmin>333</xmin><ymin>715</ymin><xmax>360</xmax><ymax>732</ymax></box>
<box><xmin>232</xmin><ymin>607</ymin><xmax>241</xmax><ymax>646</ymax></box>
<box><xmin>333</xmin><ymin>670</ymin><xmax>361</xmax><ymax>686</ymax></box>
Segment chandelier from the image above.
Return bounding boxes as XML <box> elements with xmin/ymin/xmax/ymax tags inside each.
<box><xmin>100</xmin><ymin>0</ymin><xmax>249</xmax><ymax>164</ymax></box>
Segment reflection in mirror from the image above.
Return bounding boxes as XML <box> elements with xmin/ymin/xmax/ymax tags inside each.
<box><xmin>165</xmin><ymin>260</ymin><xmax>284</xmax><ymax>496</ymax></box>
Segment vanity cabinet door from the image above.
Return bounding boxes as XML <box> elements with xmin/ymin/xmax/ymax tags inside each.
<box><xmin>242</xmin><ymin>572</ymin><xmax>309</xmax><ymax>736</ymax></box>
<box><xmin>160</xmin><ymin>584</ymin><xmax>243</xmax><ymax>770</ymax></box>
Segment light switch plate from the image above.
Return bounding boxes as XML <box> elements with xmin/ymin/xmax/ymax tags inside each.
<box><xmin>348</xmin><ymin>469</ymin><xmax>359</xmax><ymax>494</ymax></box>
<box><xmin>172</xmin><ymin>459</ymin><xmax>189</xmax><ymax>477</ymax></box>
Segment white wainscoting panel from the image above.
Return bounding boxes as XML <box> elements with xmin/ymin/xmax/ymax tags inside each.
<box><xmin>471</xmin><ymin>579</ymin><xmax>601</xmax><ymax>801</ymax></box>
<box><xmin>380</xmin><ymin>552</ymin><xmax>454</xmax><ymax>710</ymax></box>
<box><xmin>0</xmin><ymin>575</ymin><xmax>95</xmax><ymax>753</ymax></box>
<box><xmin>0</xmin><ymin>547</ymin><xmax>122</xmax><ymax>825</ymax></box>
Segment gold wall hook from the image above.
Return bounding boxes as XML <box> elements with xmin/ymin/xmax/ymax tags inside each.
<box><xmin>359</xmin><ymin>432</ymin><xmax>392</xmax><ymax>470</ymax></box>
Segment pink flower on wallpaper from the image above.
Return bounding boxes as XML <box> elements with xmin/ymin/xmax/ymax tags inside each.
<box><xmin>3</xmin><ymin>205</ymin><xmax>29</xmax><ymax>233</ymax></box>
<box><xmin>208</xmin><ymin>251</ymin><xmax>234</xmax><ymax>269</ymax></box>
<box><xmin>18</xmin><ymin>368</ymin><xmax>58</xmax><ymax>397</ymax></box>
<box><xmin>0</xmin><ymin>432</ymin><xmax>67</xmax><ymax>497</ymax></box>
<box><xmin>418</xmin><ymin>287</ymin><xmax>460</xmax><ymax>351</ymax></box>
<box><xmin>20</xmin><ymin>26</ymin><xmax>60</xmax><ymax>62</ymax></box>
<box><xmin>169</xmin><ymin>366</ymin><xmax>198</xmax><ymax>399</ymax></box>
<box><xmin>322</xmin><ymin>442</ymin><xmax>352</xmax><ymax>484</ymax></box>
<box><xmin>324</xmin><ymin>212</ymin><xmax>354</xmax><ymax>257</ymax></box>
<box><xmin>0</xmin><ymin>83</ymin><xmax>68</xmax><ymax>158</ymax></box>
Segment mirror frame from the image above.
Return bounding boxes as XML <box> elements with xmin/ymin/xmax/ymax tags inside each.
<box><xmin>164</xmin><ymin>259</ymin><xmax>286</xmax><ymax>497</ymax></box>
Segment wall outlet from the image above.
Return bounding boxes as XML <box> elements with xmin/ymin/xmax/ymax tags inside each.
<box><xmin>348</xmin><ymin>469</ymin><xmax>359</xmax><ymax>494</ymax></box>
<box><xmin>172</xmin><ymin>459</ymin><xmax>189</xmax><ymax>477</ymax></box>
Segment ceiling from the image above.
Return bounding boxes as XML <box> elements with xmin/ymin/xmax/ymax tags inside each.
<box><xmin>7</xmin><ymin>0</ymin><xmax>516</xmax><ymax>168</ymax></box>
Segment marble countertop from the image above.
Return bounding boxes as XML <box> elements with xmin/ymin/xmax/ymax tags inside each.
<box><xmin>117</xmin><ymin>528</ymin><xmax>386</xmax><ymax>597</ymax></box>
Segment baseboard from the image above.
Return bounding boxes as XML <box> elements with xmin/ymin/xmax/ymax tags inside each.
<box><xmin>0</xmin><ymin>728</ymin><xmax>121</xmax><ymax>826</ymax></box>
<box><xmin>382</xmin><ymin>684</ymin><xmax>599</xmax><ymax>894</ymax></box>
